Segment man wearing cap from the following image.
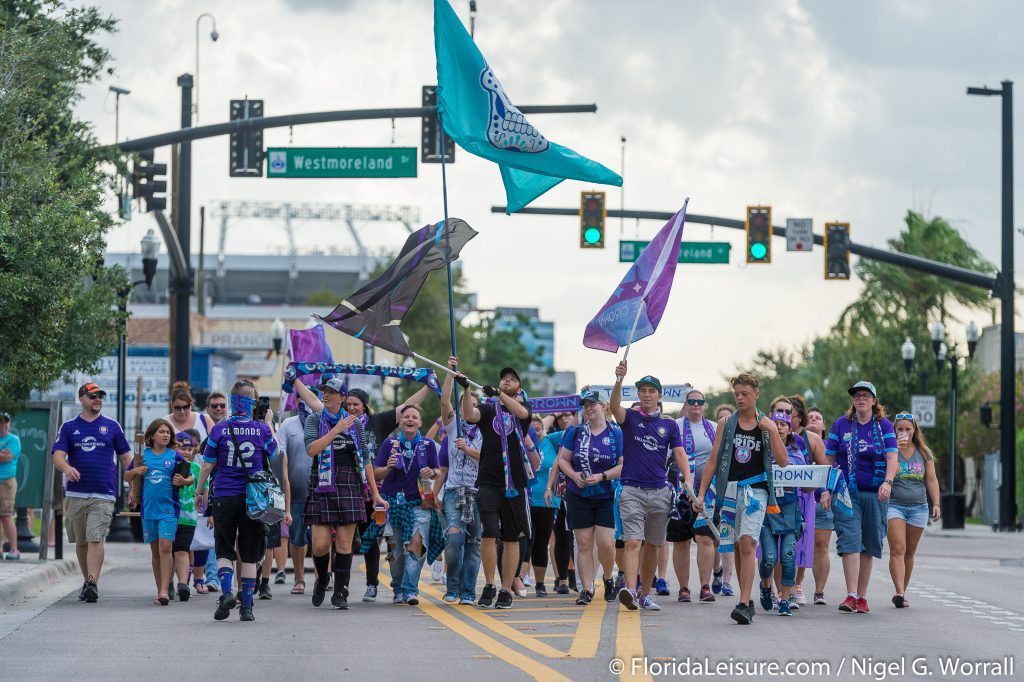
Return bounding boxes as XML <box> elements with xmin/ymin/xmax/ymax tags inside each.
<box><xmin>0</xmin><ymin>413</ymin><xmax>22</xmax><ymax>560</ymax></box>
<box><xmin>823</xmin><ymin>380</ymin><xmax>898</xmax><ymax>614</ymax></box>
<box><xmin>458</xmin><ymin>365</ymin><xmax>538</xmax><ymax>609</ymax></box>
<box><xmin>52</xmin><ymin>383</ymin><xmax>132</xmax><ymax>602</ymax></box>
<box><xmin>609</xmin><ymin>361</ymin><xmax>690</xmax><ymax>612</ymax></box>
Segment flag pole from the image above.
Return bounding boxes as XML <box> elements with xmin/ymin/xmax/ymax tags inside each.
<box><xmin>621</xmin><ymin>299</ymin><xmax>647</xmax><ymax>362</ymax></box>
<box><xmin>413</xmin><ymin>352</ymin><xmax>484</xmax><ymax>390</ymax></box>
<box><xmin>438</xmin><ymin>111</ymin><xmax>464</xmax><ymax>437</ymax></box>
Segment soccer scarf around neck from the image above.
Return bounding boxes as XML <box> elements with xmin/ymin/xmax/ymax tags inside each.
<box><xmin>395</xmin><ymin>431</ymin><xmax>427</xmax><ymax>474</ymax></box>
<box><xmin>493</xmin><ymin>397</ymin><xmax>532</xmax><ymax>498</ymax></box>
<box><xmin>846</xmin><ymin>416</ymin><xmax>884</xmax><ymax>491</ymax></box>
<box><xmin>574</xmin><ymin>421</ymin><xmax>616</xmax><ymax>497</ymax></box>
<box><xmin>315</xmin><ymin>407</ymin><xmax>369</xmax><ymax>493</ymax></box>
<box><xmin>682</xmin><ymin>417</ymin><xmax>716</xmax><ymax>461</ymax></box>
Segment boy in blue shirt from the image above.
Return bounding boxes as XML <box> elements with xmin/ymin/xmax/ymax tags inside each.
<box><xmin>0</xmin><ymin>413</ymin><xmax>21</xmax><ymax>560</ymax></box>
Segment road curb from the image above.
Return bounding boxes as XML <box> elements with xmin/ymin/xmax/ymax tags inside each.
<box><xmin>0</xmin><ymin>559</ymin><xmax>80</xmax><ymax>607</ymax></box>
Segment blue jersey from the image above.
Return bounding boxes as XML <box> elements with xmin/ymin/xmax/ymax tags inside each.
<box><xmin>53</xmin><ymin>415</ymin><xmax>131</xmax><ymax>500</ymax></box>
<box><xmin>203</xmin><ymin>419</ymin><xmax>278</xmax><ymax>498</ymax></box>
<box><xmin>0</xmin><ymin>433</ymin><xmax>21</xmax><ymax>480</ymax></box>
<box><xmin>132</xmin><ymin>448</ymin><xmax>185</xmax><ymax>520</ymax></box>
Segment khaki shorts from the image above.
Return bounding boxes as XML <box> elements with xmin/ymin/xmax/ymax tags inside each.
<box><xmin>618</xmin><ymin>485</ymin><xmax>673</xmax><ymax>545</ymax></box>
<box><xmin>0</xmin><ymin>478</ymin><xmax>16</xmax><ymax>517</ymax></box>
<box><xmin>65</xmin><ymin>497</ymin><xmax>115</xmax><ymax>544</ymax></box>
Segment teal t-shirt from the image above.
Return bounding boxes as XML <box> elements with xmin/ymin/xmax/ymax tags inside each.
<box><xmin>528</xmin><ymin>432</ymin><xmax>563</xmax><ymax>508</ymax></box>
<box><xmin>135</xmin><ymin>448</ymin><xmax>185</xmax><ymax>521</ymax></box>
<box><xmin>0</xmin><ymin>433</ymin><xmax>21</xmax><ymax>480</ymax></box>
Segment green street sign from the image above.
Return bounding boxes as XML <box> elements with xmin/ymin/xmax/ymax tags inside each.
<box><xmin>619</xmin><ymin>240</ymin><xmax>731</xmax><ymax>264</ymax></box>
<box><xmin>266</xmin><ymin>147</ymin><xmax>417</xmax><ymax>178</ymax></box>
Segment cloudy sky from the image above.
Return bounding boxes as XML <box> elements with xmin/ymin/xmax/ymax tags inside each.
<box><xmin>80</xmin><ymin>0</ymin><xmax>1024</xmax><ymax>394</ymax></box>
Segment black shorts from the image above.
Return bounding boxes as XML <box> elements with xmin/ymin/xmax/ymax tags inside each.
<box><xmin>666</xmin><ymin>517</ymin><xmax>695</xmax><ymax>543</ymax></box>
<box><xmin>564</xmin><ymin>493</ymin><xmax>615</xmax><ymax>530</ymax></box>
<box><xmin>212</xmin><ymin>495</ymin><xmax>266</xmax><ymax>564</ymax></box>
<box><xmin>477</xmin><ymin>484</ymin><xmax>531</xmax><ymax>542</ymax></box>
<box><xmin>264</xmin><ymin>520</ymin><xmax>283</xmax><ymax>548</ymax></box>
<box><xmin>172</xmin><ymin>523</ymin><xmax>196</xmax><ymax>553</ymax></box>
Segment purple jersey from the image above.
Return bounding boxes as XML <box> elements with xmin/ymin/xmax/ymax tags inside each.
<box><xmin>619</xmin><ymin>409</ymin><xmax>683</xmax><ymax>489</ymax></box>
<box><xmin>53</xmin><ymin>415</ymin><xmax>131</xmax><ymax>500</ymax></box>
<box><xmin>825</xmin><ymin>416</ymin><xmax>897</xmax><ymax>492</ymax></box>
<box><xmin>203</xmin><ymin>419</ymin><xmax>279</xmax><ymax>498</ymax></box>
<box><xmin>375</xmin><ymin>435</ymin><xmax>439</xmax><ymax>502</ymax></box>
<box><xmin>560</xmin><ymin>424</ymin><xmax>622</xmax><ymax>499</ymax></box>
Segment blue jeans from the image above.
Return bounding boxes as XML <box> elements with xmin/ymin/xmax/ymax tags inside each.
<box><xmin>759</xmin><ymin>528</ymin><xmax>797</xmax><ymax>587</ymax></box>
<box><xmin>389</xmin><ymin>507</ymin><xmax>431</xmax><ymax>597</ymax></box>
<box><xmin>443</xmin><ymin>492</ymin><xmax>482</xmax><ymax>600</ymax></box>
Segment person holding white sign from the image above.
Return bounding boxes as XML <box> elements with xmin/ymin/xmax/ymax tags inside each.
<box><xmin>887</xmin><ymin>413</ymin><xmax>941</xmax><ymax>609</ymax></box>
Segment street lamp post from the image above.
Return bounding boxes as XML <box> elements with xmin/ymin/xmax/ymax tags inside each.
<box><xmin>194</xmin><ymin>13</ymin><xmax>219</xmax><ymax>122</ymax></box>
<box><xmin>109</xmin><ymin>229</ymin><xmax>160</xmax><ymax>542</ymax></box>
<box><xmin>967</xmin><ymin>80</ymin><xmax>1017</xmax><ymax>531</ymax></box>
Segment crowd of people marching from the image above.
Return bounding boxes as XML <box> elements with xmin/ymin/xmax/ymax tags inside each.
<box><xmin>50</xmin><ymin>358</ymin><xmax>942</xmax><ymax>624</ymax></box>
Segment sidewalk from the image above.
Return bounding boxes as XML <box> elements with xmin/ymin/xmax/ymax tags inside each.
<box><xmin>0</xmin><ymin>540</ymin><xmax>150</xmax><ymax>607</ymax></box>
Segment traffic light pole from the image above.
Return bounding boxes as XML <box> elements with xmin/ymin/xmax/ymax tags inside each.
<box><xmin>172</xmin><ymin>74</ymin><xmax>193</xmax><ymax>385</ymax></box>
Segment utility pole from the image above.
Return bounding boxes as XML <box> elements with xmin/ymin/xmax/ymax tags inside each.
<box><xmin>967</xmin><ymin>80</ymin><xmax>1017</xmax><ymax>531</ymax></box>
<box><xmin>172</xmin><ymin>74</ymin><xmax>193</xmax><ymax>386</ymax></box>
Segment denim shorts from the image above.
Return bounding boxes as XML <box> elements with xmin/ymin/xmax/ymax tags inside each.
<box><xmin>887</xmin><ymin>502</ymin><xmax>929</xmax><ymax>529</ymax></box>
<box><xmin>814</xmin><ymin>502</ymin><xmax>835</xmax><ymax>531</ymax></box>
<box><xmin>834</xmin><ymin>490</ymin><xmax>888</xmax><ymax>558</ymax></box>
<box><xmin>288</xmin><ymin>500</ymin><xmax>310</xmax><ymax>547</ymax></box>
<box><xmin>143</xmin><ymin>517</ymin><xmax>178</xmax><ymax>544</ymax></box>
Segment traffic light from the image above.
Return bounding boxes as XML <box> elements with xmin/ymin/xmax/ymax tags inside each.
<box><xmin>580</xmin><ymin>191</ymin><xmax>606</xmax><ymax>248</ymax></box>
<box><xmin>131</xmin><ymin>149</ymin><xmax>167</xmax><ymax>212</ymax></box>
<box><xmin>421</xmin><ymin>86</ymin><xmax>455</xmax><ymax>164</ymax></box>
<box><xmin>825</xmin><ymin>222</ymin><xmax>851</xmax><ymax>280</ymax></box>
<box><xmin>745</xmin><ymin>206</ymin><xmax>771</xmax><ymax>263</ymax></box>
<box><xmin>230</xmin><ymin>98</ymin><xmax>264</xmax><ymax>177</ymax></box>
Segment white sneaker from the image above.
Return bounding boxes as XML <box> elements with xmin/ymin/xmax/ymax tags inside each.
<box><xmin>522</xmin><ymin>574</ymin><xmax>533</xmax><ymax>587</ymax></box>
<box><xmin>794</xmin><ymin>586</ymin><xmax>807</xmax><ymax>605</ymax></box>
<box><xmin>431</xmin><ymin>560</ymin><xmax>445</xmax><ymax>583</ymax></box>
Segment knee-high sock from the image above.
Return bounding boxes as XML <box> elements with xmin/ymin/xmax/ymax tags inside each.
<box><xmin>240</xmin><ymin>577</ymin><xmax>257</xmax><ymax>608</ymax></box>
<box><xmin>217</xmin><ymin>566</ymin><xmax>234</xmax><ymax>594</ymax></box>
<box><xmin>313</xmin><ymin>553</ymin><xmax>330</xmax><ymax>585</ymax></box>
<box><xmin>333</xmin><ymin>551</ymin><xmax>353</xmax><ymax>593</ymax></box>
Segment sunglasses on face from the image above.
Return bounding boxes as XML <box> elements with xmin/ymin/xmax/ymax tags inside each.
<box><xmin>172</xmin><ymin>405</ymin><xmax>190</xmax><ymax>412</ymax></box>
<box><xmin>85</xmin><ymin>393</ymin><xmax>104</xmax><ymax>400</ymax></box>
<box><xmin>208</xmin><ymin>403</ymin><xmax>226</xmax><ymax>410</ymax></box>
<box><xmin>774</xmin><ymin>407</ymin><xmax>792</xmax><ymax>415</ymax></box>
<box><xmin>894</xmin><ymin>413</ymin><xmax>915</xmax><ymax>421</ymax></box>
<box><xmin>687</xmin><ymin>399</ymin><xmax>705</xmax><ymax>406</ymax></box>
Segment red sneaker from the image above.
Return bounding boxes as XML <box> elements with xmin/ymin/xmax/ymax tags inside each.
<box><xmin>855</xmin><ymin>597</ymin><xmax>869</xmax><ymax>613</ymax></box>
<box><xmin>838</xmin><ymin>595</ymin><xmax>858</xmax><ymax>612</ymax></box>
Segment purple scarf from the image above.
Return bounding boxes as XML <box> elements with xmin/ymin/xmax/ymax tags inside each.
<box><xmin>682</xmin><ymin>417</ymin><xmax>716</xmax><ymax>458</ymax></box>
<box><xmin>315</xmin><ymin>407</ymin><xmax>370</xmax><ymax>493</ymax></box>
<box><xmin>494</xmin><ymin>398</ymin><xmax>533</xmax><ymax>498</ymax></box>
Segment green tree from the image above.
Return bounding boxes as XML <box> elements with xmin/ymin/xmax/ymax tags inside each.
<box><xmin>0</xmin><ymin>1</ymin><xmax>128</xmax><ymax>413</ymax></box>
<box><xmin>304</xmin><ymin>288</ymin><xmax>342</xmax><ymax>307</ymax></box>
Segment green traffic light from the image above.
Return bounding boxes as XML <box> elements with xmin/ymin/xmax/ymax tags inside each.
<box><xmin>750</xmin><ymin>243</ymin><xmax>767</xmax><ymax>260</ymax></box>
<box><xmin>583</xmin><ymin>226</ymin><xmax>602</xmax><ymax>245</ymax></box>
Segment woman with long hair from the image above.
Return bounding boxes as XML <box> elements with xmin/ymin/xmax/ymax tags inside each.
<box><xmin>887</xmin><ymin>412</ymin><xmax>941</xmax><ymax>608</ymax></box>
<box><xmin>805</xmin><ymin>406</ymin><xmax>833</xmax><ymax>604</ymax></box>
<box><xmin>166</xmin><ymin>382</ymin><xmax>214</xmax><ymax>441</ymax></box>
<box><xmin>823</xmin><ymin>381</ymin><xmax>898</xmax><ymax>614</ymax></box>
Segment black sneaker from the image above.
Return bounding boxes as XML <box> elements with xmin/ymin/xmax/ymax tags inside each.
<box><xmin>239</xmin><ymin>606</ymin><xmax>255</xmax><ymax>622</ymax></box>
<box><xmin>478</xmin><ymin>584</ymin><xmax>497</xmax><ymax>608</ymax></box>
<box><xmin>274</xmin><ymin>570</ymin><xmax>287</xmax><ymax>585</ymax></box>
<box><xmin>177</xmin><ymin>583</ymin><xmax>191</xmax><ymax>602</ymax></box>
<box><xmin>604</xmin><ymin>579</ymin><xmax>615</xmax><ymax>602</ymax></box>
<box><xmin>82</xmin><ymin>581</ymin><xmax>98</xmax><ymax>603</ymax></box>
<box><xmin>576</xmin><ymin>592</ymin><xmax>588</xmax><ymax>605</ymax></box>
<box><xmin>214</xmin><ymin>593</ymin><xmax>237</xmax><ymax>621</ymax></box>
<box><xmin>495</xmin><ymin>589</ymin><xmax>513</xmax><ymax>609</ymax></box>
<box><xmin>78</xmin><ymin>582</ymin><xmax>87</xmax><ymax>601</ymax></box>
<box><xmin>331</xmin><ymin>591</ymin><xmax>349</xmax><ymax>610</ymax></box>
<box><xmin>730</xmin><ymin>601</ymin><xmax>753</xmax><ymax>625</ymax></box>
<box><xmin>554</xmin><ymin>582</ymin><xmax>570</xmax><ymax>595</ymax></box>
<box><xmin>578</xmin><ymin>590</ymin><xmax>593</xmax><ymax>605</ymax></box>
<box><xmin>535</xmin><ymin>584</ymin><xmax>548</xmax><ymax>597</ymax></box>
<box><xmin>258</xmin><ymin>582</ymin><xmax>273</xmax><ymax>600</ymax></box>
<box><xmin>311</xmin><ymin>578</ymin><xmax>329</xmax><ymax>607</ymax></box>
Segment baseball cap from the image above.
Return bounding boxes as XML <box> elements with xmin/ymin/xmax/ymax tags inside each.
<box><xmin>580</xmin><ymin>388</ymin><xmax>603</xmax><ymax>404</ymax></box>
<box><xmin>319</xmin><ymin>376</ymin><xmax>347</xmax><ymax>394</ymax></box>
<box><xmin>847</xmin><ymin>381</ymin><xmax>877</xmax><ymax>398</ymax></box>
<box><xmin>78</xmin><ymin>383</ymin><xmax>107</xmax><ymax>398</ymax></box>
<box><xmin>0</xmin><ymin>412</ymin><xmax>10</xmax><ymax>422</ymax></box>
<box><xmin>175</xmin><ymin>432</ymin><xmax>195</xmax><ymax>449</ymax></box>
<box><xmin>347</xmin><ymin>387</ymin><xmax>370</xmax><ymax>407</ymax></box>
<box><xmin>499</xmin><ymin>367</ymin><xmax>521</xmax><ymax>383</ymax></box>
<box><xmin>770</xmin><ymin>410</ymin><xmax>791</xmax><ymax>425</ymax></box>
<box><xmin>634</xmin><ymin>375</ymin><xmax>663</xmax><ymax>394</ymax></box>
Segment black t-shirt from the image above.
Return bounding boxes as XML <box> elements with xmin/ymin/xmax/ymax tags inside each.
<box><xmin>474</xmin><ymin>400</ymin><xmax>533</xmax><ymax>489</ymax></box>
<box><xmin>727</xmin><ymin>421</ymin><xmax>768</xmax><ymax>490</ymax></box>
<box><xmin>368</xmin><ymin>409</ymin><xmax>398</xmax><ymax>446</ymax></box>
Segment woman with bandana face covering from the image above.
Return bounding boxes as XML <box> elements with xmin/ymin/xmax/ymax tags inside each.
<box><xmin>195</xmin><ymin>380</ymin><xmax>280</xmax><ymax>622</ymax></box>
<box><xmin>291</xmin><ymin>376</ymin><xmax>387</xmax><ymax>611</ymax></box>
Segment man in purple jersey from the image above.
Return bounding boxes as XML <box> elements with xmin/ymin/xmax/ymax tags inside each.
<box><xmin>608</xmin><ymin>362</ymin><xmax>690</xmax><ymax>612</ymax></box>
<box><xmin>52</xmin><ymin>383</ymin><xmax>132</xmax><ymax>603</ymax></box>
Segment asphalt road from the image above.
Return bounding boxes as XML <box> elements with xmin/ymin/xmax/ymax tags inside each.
<box><xmin>1</xmin><ymin>527</ymin><xmax>1020</xmax><ymax>681</ymax></box>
